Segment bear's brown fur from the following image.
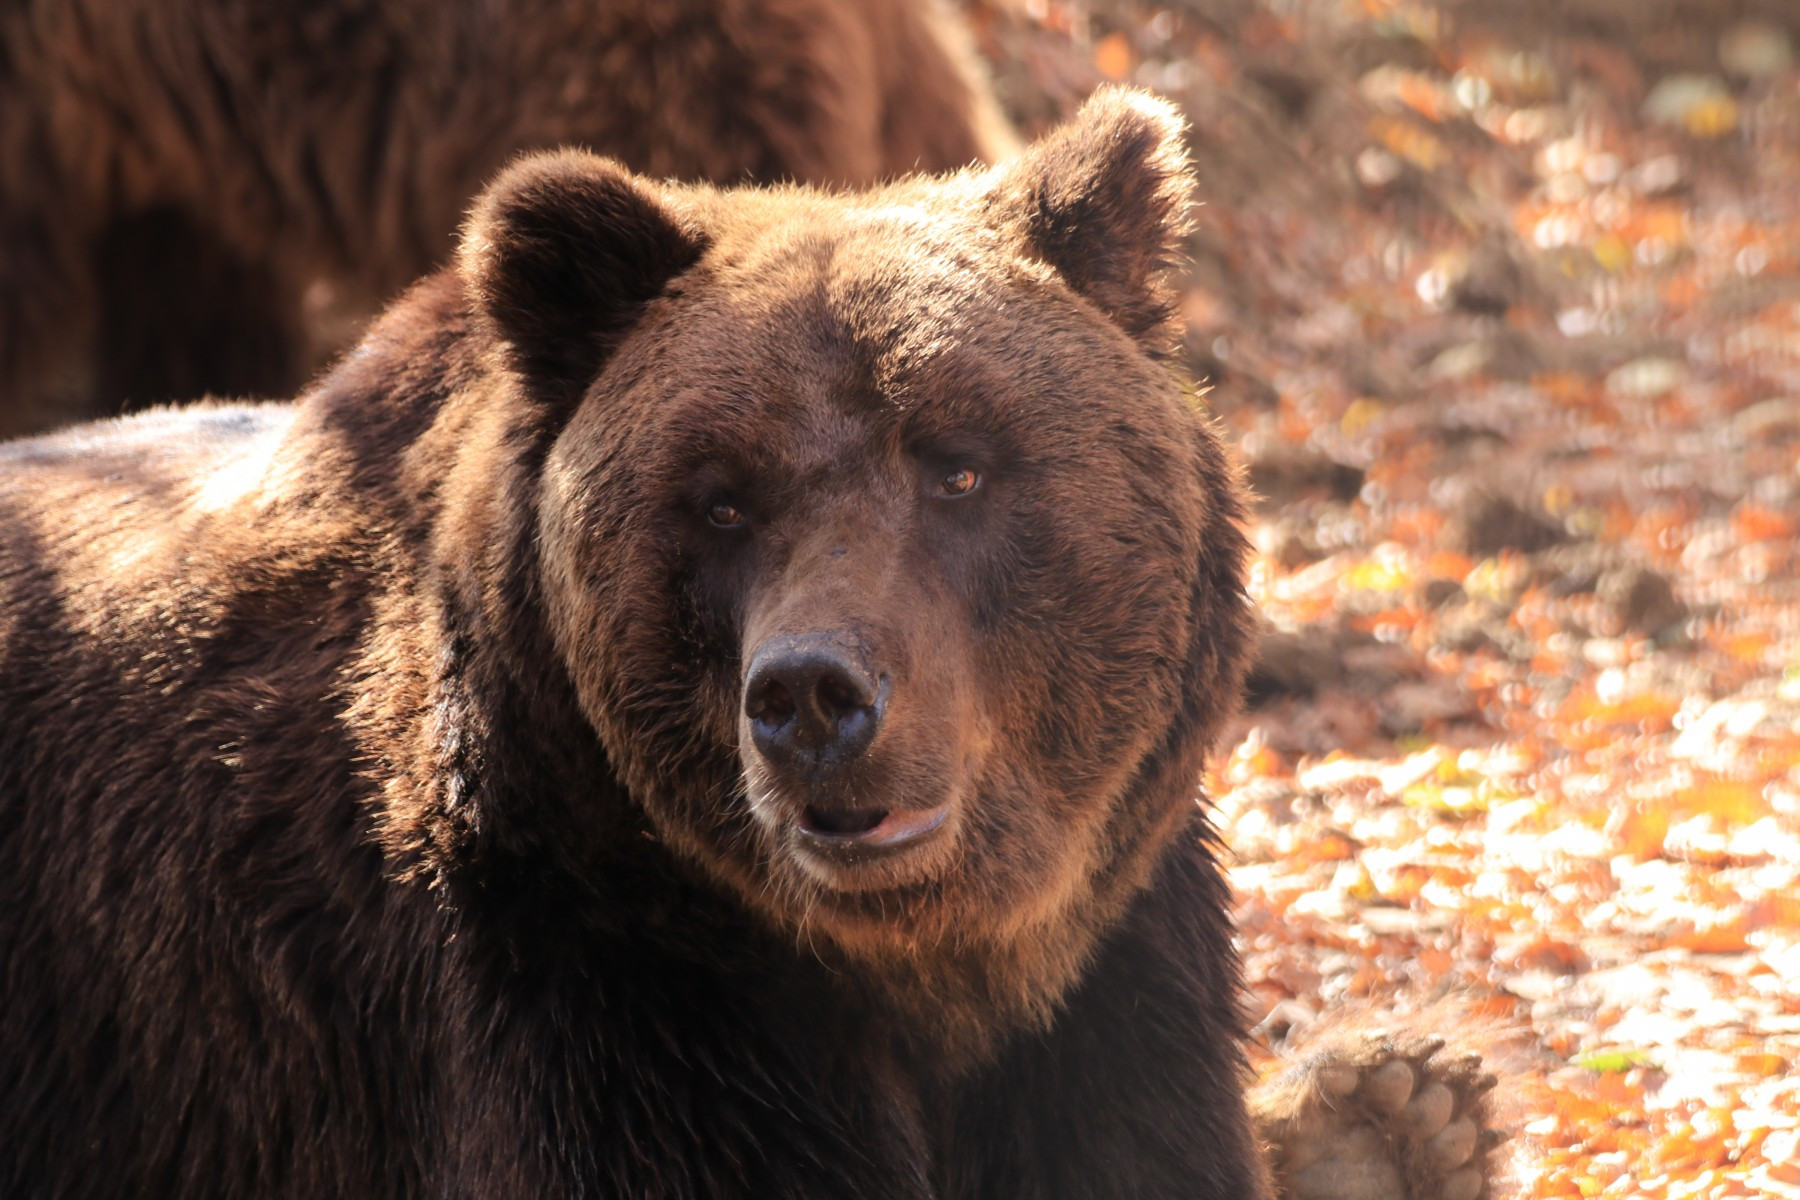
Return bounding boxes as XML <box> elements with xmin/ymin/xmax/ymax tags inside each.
<box><xmin>0</xmin><ymin>89</ymin><xmax>1501</xmax><ymax>1199</ymax></box>
<box><xmin>0</xmin><ymin>87</ymin><xmax>1265</xmax><ymax>1199</ymax></box>
<box><xmin>0</xmin><ymin>0</ymin><xmax>1016</xmax><ymax>437</ymax></box>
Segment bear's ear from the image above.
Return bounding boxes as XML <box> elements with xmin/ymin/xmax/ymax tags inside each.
<box><xmin>459</xmin><ymin>151</ymin><xmax>707</xmax><ymax>400</ymax></box>
<box><xmin>987</xmin><ymin>87</ymin><xmax>1195</xmax><ymax>347</ymax></box>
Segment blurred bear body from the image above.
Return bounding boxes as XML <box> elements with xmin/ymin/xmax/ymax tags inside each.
<box><xmin>0</xmin><ymin>0</ymin><xmax>1014</xmax><ymax>435</ymax></box>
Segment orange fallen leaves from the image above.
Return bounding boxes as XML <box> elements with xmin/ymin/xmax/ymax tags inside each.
<box><xmin>1716</xmin><ymin>630</ymin><xmax>1775</xmax><ymax>664</ymax></box>
<box><xmin>1735</xmin><ymin>1051</ymin><xmax>1789</xmax><ymax>1078</ymax></box>
<box><xmin>1092</xmin><ymin>32</ymin><xmax>1134</xmax><ymax>82</ymax></box>
<box><xmin>1678</xmin><ymin>779</ymin><xmax>1768</xmax><ymax>827</ymax></box>
<box><xmin>1368</xmin><ymin>113</ymin><xmax>1451</xmax><ymax>170</ymax></box>
<box><xmin>1664</xmin><ymin>909</ymin><xmax>1753</xmax><ymax>954</ymax></box>
<box><xmin>1731</xmin><ymin>503</ymin><xmax>1796</xmax><ymax>544</ymax></box>
<box><xmin>1608</xmin><ymin>803</ymin><xmax>1670</xmax><ymax>861</ymax></box>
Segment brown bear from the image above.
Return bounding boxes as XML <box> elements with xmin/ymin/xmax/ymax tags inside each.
<box><xmin>0</xmin><ymin>90</ymin><xmax>1494</xmax><ymax>1199</ymax></box>
<box><xmin>0</xmin><ymin>0</ymin><xmax>1016</xmax><ymax>438</ymax></box>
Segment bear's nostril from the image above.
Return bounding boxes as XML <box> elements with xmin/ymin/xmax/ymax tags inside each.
<box><xmin>750</xmin><ymin>680</ymin><xmax>796</xmax><ymax>726</ymax></box>
<box><xmin>815</xmin><ymin>674</ymin><xmax>860</xmax><ymax>720</ymax></box>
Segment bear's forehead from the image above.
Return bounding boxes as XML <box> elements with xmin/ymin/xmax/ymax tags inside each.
<box><xmin>707</xmin><ymin>197</ymin><xmax>1010</xmax><ymax>312</ymax></box>
<box><xmin>671</xmin><ymin>217</ymin><xmax>1059</xmax><ymax>393</ymax></box>
<box><xmin>612</xmin><ymin>188</ymin><xmax>1169</xmax><ymax>453</ymax></box>
<box><xmin>647</xmin><ymin>280</ymin><xmax>1040</xmax><ymax>434</ymax></box>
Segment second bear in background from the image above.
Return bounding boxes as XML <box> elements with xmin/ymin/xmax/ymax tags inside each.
<box><xmin>0</xmin><ymin>0</ymin><xmax>1015</xmax><ymax>437</ymax></box>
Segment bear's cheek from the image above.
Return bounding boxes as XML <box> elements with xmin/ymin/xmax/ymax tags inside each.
<box><xmin>536</xmin><ymin>490</ymin><xmax>748</xmax><ymax>816</ymax></box>
<box><xmin>969</xmin><ymin>516</ymin><xmax>1192</xmax><ymax>776</ymax></box>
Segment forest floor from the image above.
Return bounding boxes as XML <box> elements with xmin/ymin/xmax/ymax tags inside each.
<box><xmin>968</xmin><ymin>1</ymin><xmax>1800</xmax><ymax>1195</ymax></box>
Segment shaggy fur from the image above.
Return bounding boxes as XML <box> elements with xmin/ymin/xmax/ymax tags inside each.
<box><xmin>0</xmin><ymin>90</ymin><xmax>1277</xmax><ymax>1199</ymax></box>
<box><xmin>0</xmin><ymin>0</ymin><xmax>1016</xmax><ymax>436</ymax></box>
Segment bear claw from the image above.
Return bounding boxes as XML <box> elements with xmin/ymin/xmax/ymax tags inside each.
<box><xmin>1251</xmin><ymin>1024</ymin><xmax>1503</xmax><ymax>1200</ymax></box>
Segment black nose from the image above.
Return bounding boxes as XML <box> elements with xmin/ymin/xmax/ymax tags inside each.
<box><xmin>743</xmin><ymin>635</ymin><xmax>884</xmax><ymax>771</ymax></box>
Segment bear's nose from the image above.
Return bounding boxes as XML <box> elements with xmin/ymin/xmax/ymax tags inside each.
<box><xmin>743</xmin><ymin>635</ymin><xmax>884</xmax><ymax>772</ymax></box>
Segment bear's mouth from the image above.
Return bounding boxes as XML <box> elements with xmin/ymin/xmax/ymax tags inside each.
<box><xmin>797</xmin><ymin>803</ymin><xmax>949</xmax><ymax>849</ymax></box>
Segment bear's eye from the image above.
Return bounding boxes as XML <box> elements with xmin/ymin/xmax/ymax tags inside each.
<box><xmin>938</xmin><ymin>467</ymin><xmax>981</xmax><ymax>498</ymax></box>
<box><xmin>706</xmin><ymin>499</ymin><xmax>748</xmax><ymax>529</ymax></box>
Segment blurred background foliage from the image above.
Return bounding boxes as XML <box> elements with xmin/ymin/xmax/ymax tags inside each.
<box><xmin>961</xmin><ymin>3</ymin><xmax>1800</xmax><ymax>1196</ymax></box>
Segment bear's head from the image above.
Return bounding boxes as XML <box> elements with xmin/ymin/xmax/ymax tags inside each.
<box><xmin>452</xmin><ymin>88</ymin><xmax>1252</xmax><ymax>1030</ymax></box>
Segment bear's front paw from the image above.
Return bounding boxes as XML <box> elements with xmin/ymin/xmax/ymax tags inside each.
<box><xmin>1250</xmin><ymin>1027</ymin><xmax>1502</xmax><ymax>1200</ymax></box>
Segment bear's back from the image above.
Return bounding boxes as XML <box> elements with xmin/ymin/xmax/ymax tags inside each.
<box><xmin>0</xmin><ymin>402</ymin><xmax>295</xmax><ymax>527</ymax></box>
<box><xmin>0</xmin><ymin>401</ymin><xmax>327</xmax><ymax>703</ymax></box>
<box><xmin>0</xmin><ymin>403</ymin><xmax>456</xmax><ymax>1199</ymax></box>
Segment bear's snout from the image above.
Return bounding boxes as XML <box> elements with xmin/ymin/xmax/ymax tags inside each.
<box><xmin>743</xmin><ymin>633</ymin><xmax>885</xmax><ymax>773</ymax></box>
<box><xmin>741</xmin><ymin>632</ymin><xmax>954</xmax><ymax>862</ymax></box>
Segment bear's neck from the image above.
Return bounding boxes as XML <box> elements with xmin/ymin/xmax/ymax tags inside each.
<box><xmin>813</xmin><ymin>832</ymin><xmax>1188</xmax><ymax>1074</ymax></box>
<box><xmin>848</xmin><ymin>919</ymin><xmax>1108</xmax><ymax>1071</ymax></box>
<box><xmin>304</xmin><ymin>276</ymin><xmax>634</xmax><ymax>886</ymax></box>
